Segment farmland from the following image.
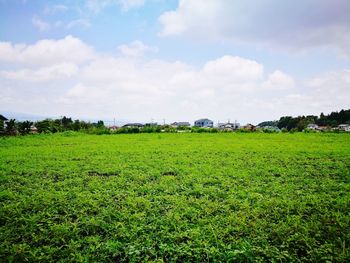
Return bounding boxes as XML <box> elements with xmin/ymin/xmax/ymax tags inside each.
<box><xmin>0</xmin><ymin>133</ymin><xmax>349</xmax><ymax>262</ymax></box>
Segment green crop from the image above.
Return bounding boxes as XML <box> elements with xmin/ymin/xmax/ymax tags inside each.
<box><xmin>0</xmin><ymin>133</ymin><xmax>349</xmax><ymax>262</ymax></box>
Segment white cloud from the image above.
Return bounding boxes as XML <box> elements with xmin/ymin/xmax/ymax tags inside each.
<box><xmin>262</xmin><ymin>70</ymin><xmax>295</xmax><ymax>90</ymax></box>
<box><xmin>159</xmin><ymin>0</ymin><xmax>223</xmax><ymax>37</ymax></box>
<box><xmin>305</xmin><ymin>69</ymin><xmax>350</xmax><ymax>107</ymax></box>
<box><xmin>203</xmin><ymin>56</ymin><xmax>263</xmax><ymax>82</ymax></box>
<box><xmin>255</xmin><ymin>70</ymin><xmax>350</xmax><ymax>118</ymax></box>
<box><xmin>85</xmin><ymin>0</ymin><xmax>112</xmax><ymax>13</ymax></box>
<box><xmin>66</xmin><ymin>19</ymin><xmax>90</xmax><ymax>29</ymax></box>
<box><xmin>118</xmin><ymin>0</ymin><xmax>145</xmax><ymax>11</ymax></box>
<box><xmin>0</xmin><ymin>63</ymin><xmax>78</xmax><ymax>82</ymax></box>
<box><xmin>85</xmin><ymin>0</ymin><xmax>145</xmax><ymax>13</ymax></box>
<box><xmin>32</xmin><ymin>16</ymin><xmax>51</xmax><ymax>32</ymax></box>
<box><xmin>0</xmin><ymin>35</ymin><xmax>95</xmax><ymax>66</ymax></box>
<box><xmin>118</xmin><ymin>41</ymin><xmax>158</xmax><ymax>57</ymax></box>
<box><xmin>1</xmin><ymin>36</ymin><xmax>349</xmax><ymax>124</ymax></box>
<box><xmin>44</xmin><ymin>4</ymin><xmax>68</xmax><ymax>14</ymax></box>
<box><xmin>159</xmin><ymin>0</ymin><xmax>350</xmax><ymax>58</ymax></box>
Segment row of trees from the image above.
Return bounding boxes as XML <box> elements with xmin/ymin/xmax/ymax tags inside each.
<box><xmin>1</xmin><ymin>109</ymin><xmax>349</xmax><ymax>136</ymax></box>
<box><xmin>259</xmin><ymin>109</ymin><xmax>350</xmax><ymax>131</ymax></box>
<box><xmin>0</xmin><ymin>117</ymin><xmax>106</xmax><ymax>136</ymax></box>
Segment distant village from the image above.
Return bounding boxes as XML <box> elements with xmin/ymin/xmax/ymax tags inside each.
<box><xmin>114</xmin><ymin>118</ymin><xmax>349</xmax><ymax>132</ymax></box>
<box><xmin>119</xmin><ymin>119</ymin><xmax>243</xmax><ymax>131</ymax></box>
<box><xmin>1</xmin><ymin>112</ymin><xmax>350</xmax><ymax>136</ymax></box>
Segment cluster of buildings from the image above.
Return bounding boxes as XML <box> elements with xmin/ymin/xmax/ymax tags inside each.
<box><xmin>120</xmin><ymin>118</ymin><xmax>246</xmax><ymax>131</ymax></box>
<box><xmin>306</xmin><ymin>123</ymin><xmax>350</xmax><ymax>132</ymax></box>
<box><xmin>118</xmin><ymin>119</ymin><xmax>350</xmax><ymax>132</ymax></box>
<box><xmin>2</xmin><ymin>113</ymin><xmax>350</xmax><ymax>133</ymax></box>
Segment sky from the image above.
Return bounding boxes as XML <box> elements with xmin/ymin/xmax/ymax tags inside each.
<box><xmin>0</xmin><ymin>0</ymin><xmax>349</xmax><ymax>125</ymax></box>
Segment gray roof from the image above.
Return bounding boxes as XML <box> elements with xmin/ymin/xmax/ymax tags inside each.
<box><xmin>195</xmin><ymin>118</ymin><xmax>213</xmax><ymax>122</ymax></box>
<box><xmin>172</xmin><ymin>122</ymin><xmax>191</xmax><ymax>126</ymax></box>
<box><xmin>0</xmin><ymin>115</ymin><xmax>8</xmax><ymax>121</ymax></box>
<box><xmin>122</xmin><ymin>123</ymin><xmax>144</xmax><ymax>127</ymax></box>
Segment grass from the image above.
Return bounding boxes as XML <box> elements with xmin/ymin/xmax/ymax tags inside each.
<box><xmin>0</xmin><ymin>133</ymin><xmax>349</xmax><ymax>262</ymax></box>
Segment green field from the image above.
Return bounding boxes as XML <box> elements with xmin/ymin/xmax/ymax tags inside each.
<box><xmin>1</xmin><ymin>133</ymin><xmax>349</xmax><ymax>262</ymax></box>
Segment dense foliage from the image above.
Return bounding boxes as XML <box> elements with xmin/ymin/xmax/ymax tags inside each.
<box><xmin>1</xmin><ymin>133</ymin><xmax>349</xmax><ymax>262</ymax></box>
<box><xmin>0</xmin><ymin>117</ymin><xmax>106</xmax><ymax>136</ymax></box>
<box><xmin>259</xmin><ymin>109</ymin><xmax>350</xmax><ymax>131</ymax></box>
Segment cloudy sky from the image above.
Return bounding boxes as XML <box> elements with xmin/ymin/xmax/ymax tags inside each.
<box><xmin>0</xmin><ymin>0</ymin><xmax>349</xmax><ymax>124</ymax></box>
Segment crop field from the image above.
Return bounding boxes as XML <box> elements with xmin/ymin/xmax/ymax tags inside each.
<box><xmin>0</xmin><ymin>133</ymin><xmax>349</xmax><ymax>262</ymax></box>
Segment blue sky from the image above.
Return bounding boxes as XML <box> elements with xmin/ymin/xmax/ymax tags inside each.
<box><xmin>0</xmin><ymin>0</ymin><xmax>349</xmax><ymax>124</ymax></box>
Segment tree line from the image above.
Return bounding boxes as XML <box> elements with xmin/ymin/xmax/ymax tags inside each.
<box><xmin>0</xmin><ymin>117</ymin><xmax>106</xmax><ymax>136</ymax></box>
<box><xmin>1</xmin><ymin>109</ymin><xmax>349</xmax><ymax>136</ymax></box>
<box><xmin>258</xmin><ymin>109</ymin><xmax>350</xmax><ymax>131</ymax></box>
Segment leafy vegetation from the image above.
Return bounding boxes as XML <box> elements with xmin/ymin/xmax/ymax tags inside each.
<box><xmin>1</xmin><ymin>133</ymin><xmax>349</xmax><ymax>262</ymax></box>
<box><xmin>259</xmin><ymin>109</ymin><xmax>350</xmax><ymax>131</ymax></box>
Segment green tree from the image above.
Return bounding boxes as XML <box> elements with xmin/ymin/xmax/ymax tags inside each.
<box><xmin>61</xmin><ymin>116</ymin><xmax>73</xmax><ymax>130</ymax></box>
<box><xmin>5</xmin><ymin>119</ymin><xmax>17</xmax><ymax>135</ymax></box>
<box><xmin>0</xmin><ymin>120</ymin><xmax>4</xmax><ymax>134</ymax></box>
<box><xmin>18</xmin><ymin>121</ymin><xmax>33</xmax><ymax>135</ymax></box>
<box><xmin>35</xmin><ymin>119</ymin><xmax>51</xmax><ymax>133</ymax></box>
<box><xmin>72</xmin><ymin>120</ymin><xmax>82</xmax><ymax>131</ymax></box>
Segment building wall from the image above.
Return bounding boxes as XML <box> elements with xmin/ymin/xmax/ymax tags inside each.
<box><xmin>195</xmin><ymin>120</ymin><xmax>213</xmax><ymax>127</ymax></box>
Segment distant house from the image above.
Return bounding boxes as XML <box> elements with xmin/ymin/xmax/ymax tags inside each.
<box><xmin>171</xmin><ymin>122</ymin><xmax>191</xmax><ymax>128</ymax></box>
<box><xmin>30</xmin><ymin>125</ymin><xmax>38</xmax><ymax>134</ymax></box>
<box><xmin>338</xmin><ymin>124</ymin><xmax>350</xmax><ymax>132</ymax></box>
<box><xmin>0</xmin><ymin>115</ymin><xmax>8</xmax><ymax>131</ymax></box>
<box><xmin>194</xmin><ymin>118</ymin><xmax>213</xmax><ymax>128</ymax></box>
<box><xmin>108</xmin><ymin>125</ymin><xmax>119</xmax><ymax>131</ymax></box>
<box><xmin>307</xmin><ymin>124</ymin><xmax>319</xmax><ymax>130</ymax></box>
<box><xmin>243</xmin><ymin>123</ymin><xmax>256</xmax><ymax>131</ymax></box>
<box><xmin>218</xmin><ymin>122</ymin><xmax>240</xmax><ymax>131</ymax></box>
<box><xmin>122</xmin><ymin>123</ymin><xmax>144</xmax><ymax>128</ymax></box>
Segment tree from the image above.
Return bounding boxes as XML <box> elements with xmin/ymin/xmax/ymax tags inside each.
<box><xmin>18</xmin><ymin>121</ymin><xmax>33</xmax><ymax>135</ymax></box>
<box><xmin>278</xmin><ymin>116</ymin><xmax>294</xmax><ymax>130</ymax></box>
<box><xmin>296</xmin><ymin>118</ymin><xmax>309</xmax><ymax>131</ymax></box>
<box><xmin>96</xmin><ymin>120</ymin><xmax>105</xmax><ymax>129</ymax></box>
<box><xmin>61</xmin><ymin>116</ymin><xmax>73</xmax><ymax>130</ymax></box>
<box><xmin>257</xmin><ymin>120</ymin><xmax>278</xmax><ymax>127</ymax></box>
<box><xmin>0</xmin><ymin>120</ymin><xmax>4</xmax><ymax>134</ymax></box>
<box><xmin>72</xmin><ymin>120</ymin><xmax>82</xmax><ymax>131</ymax></box>
<box><xmin>5</xmin><ymin>119</ymin><xmax>17</xmax><ymax>135</ymax></box>
<box><xmin>35</xmin><ymin>119</ymin><xmax>51</xmax><ymax>133</ymax></box>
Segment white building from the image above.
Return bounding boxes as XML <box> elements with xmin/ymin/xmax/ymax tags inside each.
<box><xmin>194</xmin><ymin>118</ymin><xmax>214</xmax><ymax>128</ymax></box>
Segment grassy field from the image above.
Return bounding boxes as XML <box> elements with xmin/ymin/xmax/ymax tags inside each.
<box><xmin>0</xmin><ymin>133</ymin><xmax>349</xmax><ymax>262</ymax></box>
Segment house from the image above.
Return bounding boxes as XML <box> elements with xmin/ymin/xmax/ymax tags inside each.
<box><xmin>122</xmin><ymin>123</ymin><xmax>144</xmax><ymax>128</ymax></box>
<box><xmin>171</xmin><ymin>122</ymin><xmax>191</xmax><ymax>128</ymax></box>
<box><xmin>0</xmin><ymin>115</ymin><xmax>8</xmax><ymax>131</ymax></box>
<box><xmin>0</xmin><ymin>115</ymin><xmax>8</xmax><ymax>122</ymax></box>
<box><xmin>338</xmin><ymin>124</ymin><xmax>350</xmax><ymax>132</ymax></box>
<box><xmin>307</xmin><ymin>124</ymin><xmax>319</xmax><ymax>130</ymax></box>
<box><xmin>243</xmin><ymin>123</ymin><xmax>256</xmax><ymax>131</ymax></box>
<box><xmin>108</xmin><ymin>125</ymin><xmax>119</xmax><ymax>131</ymax></box>
<box><xmin>30</xmin><ymin>125</ymin><xmax>38</xmax><ymax>134</ymax></box>
<box><xmin>194</xmin><ymin>118</ymin><xmax>213</xmax><ymax>128</ymax></box>
<box><xmin>318</xmin><ymin>126</ymin><xmax>331</xmax><ymax>131</ymax></box>
<box><xmin>218</xmin><ymin>122</ymin><xmax>240</xmax><ymax>131</ymax></box>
